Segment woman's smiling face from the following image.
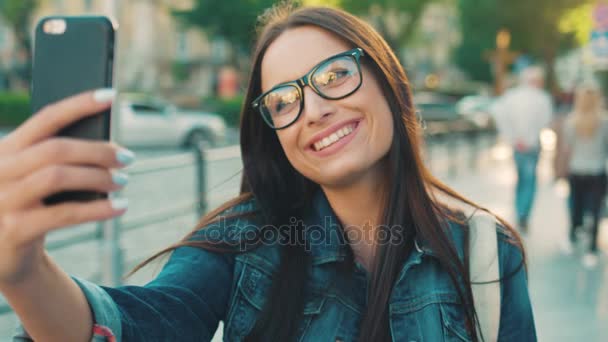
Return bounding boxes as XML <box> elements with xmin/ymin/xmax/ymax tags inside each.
<box><xmin>260</xmin><ymin>26</ymin><xmax>394</xmax><ymax>188</ymax></box>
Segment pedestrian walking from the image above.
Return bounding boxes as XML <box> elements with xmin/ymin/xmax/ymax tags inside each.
<box><xmin>0</xmin><ymin>4</ymin><xmax>535</xmax><ymax>341</ymax></box>
<box><xmin>492</xmin><ymin>66</ymin><xmax>554</xmax><ymax>232</ymax></box>
<box><xmin>561</xmin><ymin>82</ymin><xmax>608</xmax><ymax>268</ymax></box>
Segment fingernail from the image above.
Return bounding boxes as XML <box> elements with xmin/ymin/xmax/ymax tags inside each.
<box><xmin>116</xmin><ymin>148</ymin><xmax>136</xmax><ymax>166</ymax></box>
<box><xmin>93</xmin><ymin>88</ymin><xmax>116</xmax><ymax>103</ymax></box>
<box><xmin>111</xmin><ymin>197</ymin><xmax>129</xmax><ymax>211</ymax></box>
<box><xmin>111</xmin><ymin>171</ymin><xmax>129</xmax><ymax>187</ymax></box>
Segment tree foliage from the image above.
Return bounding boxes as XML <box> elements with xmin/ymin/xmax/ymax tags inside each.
<box><xmin>173</xmin><ymin>0</ymin><xmax>276</xmax><ymax>54</ymax></box>
<box><xmin>0</xmin><ymin>0</ymin><xmax>38</xmax><ymax>83</ymax></box>
<box><xmin>176</xmin><ymin>0</ymin><xmax>432</xmax><ymax>63</ymax></box>
<box><xmin>456</xmin><ymin>0</ymin><xmax>591</xmax><ymax>88</ymax></box>
<box><xmin>560</xmin><ymin>2</ymin><xmax>594</xmax><ymax>45</ymax></box>
<box><xmin>0</xmin><ymin>0</ymin><xmax>37</xmax><ymax>36</ymax></box>
<box><xmin>340</xmin><ymin>0</ymin><xmax>429</xmax><ymax>53</ymax></box>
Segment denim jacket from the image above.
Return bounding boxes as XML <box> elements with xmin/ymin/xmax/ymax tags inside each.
<box><xmin>14</xmin><ymin>191</ymin><xmax>536</xmax><ymax>341</ymax></box>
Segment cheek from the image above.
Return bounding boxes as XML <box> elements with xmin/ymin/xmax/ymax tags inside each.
<box><xmin>374</xmin><ymin>108</ymin><xmax>394</xmax><ymax>158</ymax></box>
<box><xmin>359</xmin><ymin>81</ymin><xmax>395</xmax><ymax>147</ymax></box>
<box><xmin>275</xmin><ymin>129</ymin><xmax>304</xmax><ymax>167</ymax></box>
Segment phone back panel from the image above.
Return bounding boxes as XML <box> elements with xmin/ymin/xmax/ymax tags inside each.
<box><xmin>32</xmin><ymin>16</ymin><xmax>114</xmax><ymax>139</ymax></box>
<box><xmin>31</xmin><ymin>16</ymin><xmax>115</xmax><ymax>204</ymax></box>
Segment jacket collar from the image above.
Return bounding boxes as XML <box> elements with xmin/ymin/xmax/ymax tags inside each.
<box><xmin>304</xmin><ymin>190</ymin><xmax>440</xmax><ymax>265</ymax></box>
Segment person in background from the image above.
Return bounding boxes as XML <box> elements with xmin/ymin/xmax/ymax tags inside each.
<box><xmin>552</xmin><ymin>90</ymin><xmax>575</xmax><ymax>181</ymax></box>
<box><xmin>562</xmin><ymin>82</ymin><xmax>608</xmax><ymax>268</ymax></box>
<box><xmin>492</xmin><ymin>66</ymin><xmax>554</xmax><ymax>232</ymax></box>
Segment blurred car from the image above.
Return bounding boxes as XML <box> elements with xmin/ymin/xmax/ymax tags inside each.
<box><xmin>114</xmin><ymin>94</ymin><xmax>227</xmax><ymax>149</ymax></box>
<box><xmin>413</xmin><ymin>91</ymin><xmax>461</xmax><ymax>122</ymax></box>
<box><xmin>455</xmin><ymin>95</ymin><xmax>496</xmax><ymax>130</ymax></box>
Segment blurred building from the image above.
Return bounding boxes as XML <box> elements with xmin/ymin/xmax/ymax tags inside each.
<box><xmin>400</xmin><ymin>3</ymin><xmax>464</xmax><ymax>89</ymax></box>
<box><xmin>0</xmin><ymin>18</ymin><xmax>17</xmax><ymax>89</ymax></box>
<box><xmin>0</xmin><ymin>0</ymin><xmax>226</xmax><ymax>102</ymax></box>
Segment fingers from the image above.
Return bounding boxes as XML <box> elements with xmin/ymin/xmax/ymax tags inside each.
<box><xmin>0</xmin><ymin>199</ymin><xmax>126</xmax><ymax>248</ymax></box>
<box><xmin>0</xmin><ymin>89</ymin><xmax>115</xmax><ymax>154</ymax></box>
<box><xmin>0</xmin><ymin>138</ymin><xmax>134</xmax><ymax>186</ymax></box>
<box><xmin>1</xmin><ymin>165</ymin><xmax>127</xmax><ymax>211</ymax></box>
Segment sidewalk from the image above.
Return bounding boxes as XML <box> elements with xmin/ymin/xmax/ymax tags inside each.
<box><xmin>439</xmin><ymin>144</ymin><xmax>608</xmax><ymax>341</ymax></box>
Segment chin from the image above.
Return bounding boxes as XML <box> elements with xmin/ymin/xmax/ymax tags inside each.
<box><xmin>314</xmin><ymin>161</ymin><xmax>371</xmax><ymax>188</ymax></box>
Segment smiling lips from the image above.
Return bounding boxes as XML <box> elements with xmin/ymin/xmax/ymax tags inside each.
<box><xmin>312</xmin><ymin>123</ymin><xmax>357</xmax><ymax>151</ymax></box>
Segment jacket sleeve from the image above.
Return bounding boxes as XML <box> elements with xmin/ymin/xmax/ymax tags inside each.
<box><xmin>497</xmin><ymin>237</ymin><xmax>537</xmax><ymax>342</ymax></box>
<box><xmin>13</xmin><ymin>244</ymin><xmax>234</xmax><ymax>342</ymax></box>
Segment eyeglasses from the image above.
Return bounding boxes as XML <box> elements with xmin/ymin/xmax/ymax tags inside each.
<box><xmin>252</xmin><ymin>48</ymin><xmax>365</xmax><ymax>130</ymax></box>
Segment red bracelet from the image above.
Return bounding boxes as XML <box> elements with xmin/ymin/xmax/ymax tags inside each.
<box><xmin>92</xmin><ymin>324</ymin><xmax>116</xmax><ymax>342</ymax></box>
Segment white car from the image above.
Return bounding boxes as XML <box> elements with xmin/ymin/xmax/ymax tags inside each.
<box><xmin>455</xmin><ymin>95</ymin><xmax>496</xmax><ymax>130</ymax></box>
<box><xmin>114</xmin><ymin>96</ymin><xmax>227</xmax><ymax>149</ymax></box>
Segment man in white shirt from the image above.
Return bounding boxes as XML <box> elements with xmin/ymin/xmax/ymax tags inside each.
<box><xmin>491</xmin><ymin>66</ymin><xmax>554</xmax><ymax>231</ymax></box>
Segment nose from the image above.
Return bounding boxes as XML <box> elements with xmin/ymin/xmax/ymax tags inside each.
<box><xmin>302</xmin><ymin>86</ymin><xmax>335</xmax><ymax>127</ymax></box>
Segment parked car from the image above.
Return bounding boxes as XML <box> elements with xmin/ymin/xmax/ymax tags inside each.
<box><xmin>114</xmin><ymin>94</ymin><xmax>227</xmax><ymax>149</ymax></box>
<box><xmin>413</xmin><ymin>91</ymin><xmax>461</xmax><ymax>122</ymax></box>
<box><xmin>455</xmin><ymin>95</ymin><xmax>496</xmax><ymax>130</ymax></box>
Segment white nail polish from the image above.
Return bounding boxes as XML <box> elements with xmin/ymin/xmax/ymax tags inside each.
<box><xmin>110</xmin><ymin>198</ymin><xmax>129</xmax><ymax>210</ymax></box>
<box><xmin>116</xmin><ymin>149</ymin><xmax>136</xmax><ymax>166</ymax></box>
<box><xmin>111</xmin><ymin>171</ymin><xmax>129</xmax><ymax>186</ymax></box>
<box><xmin>93</xmin><ymin>88</ymin><xmax>116</xmax><ymax>103</ymax></box>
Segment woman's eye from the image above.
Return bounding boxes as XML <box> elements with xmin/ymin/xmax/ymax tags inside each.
<box><xmin>275</xmin><ymin>101</ymin><xmax>285</xmax><ymax>112</ymax></box>
<box><xmin>272</xmin><ymin>91</ymin><xmax>299</xmax><ymax>114</ymax></box>
<box><xmin>332</xmin><ymin>69</ymin><xmax>350</xmax><ymax>79</ymax></box>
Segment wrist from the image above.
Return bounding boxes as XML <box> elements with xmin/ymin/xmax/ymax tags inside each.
<box><xmin>0</xmin><ymin>251</ymin><xmax>53</xmax><ymax>292</ymax></box>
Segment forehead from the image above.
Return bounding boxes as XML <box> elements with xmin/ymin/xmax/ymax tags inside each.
<box><xmin>261</xmin><ymin>26</ymin><xmax>352</xmax><ymax>92</ymax></box>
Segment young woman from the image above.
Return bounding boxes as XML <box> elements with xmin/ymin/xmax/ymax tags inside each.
<box><xmin>562</xmin><ymin>83</ymin><xmax>608</xmax><ymax>268</ymax></box>
<box><xmin>1</xmin><ymin>5</ymin><xmax>535</xmax><ymax>342</ymax></box>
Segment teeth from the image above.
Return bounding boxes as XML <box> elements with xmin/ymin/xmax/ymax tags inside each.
<box><xmin>313</xmin><ymin>124</ymin><xmax>356</xmax><ymax>151</ymax></box>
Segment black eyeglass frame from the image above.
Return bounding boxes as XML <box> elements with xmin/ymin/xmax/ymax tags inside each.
<box><xmin>252</xmin><ymin>47</ymin><xmax>365</xmax><ymax>130</ymax></box>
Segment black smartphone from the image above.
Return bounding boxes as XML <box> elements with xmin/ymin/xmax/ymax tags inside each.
<box><xmin>31</xmin><ymin>16</ymin><xmax>116</xmax><ymax>205</ymax></box>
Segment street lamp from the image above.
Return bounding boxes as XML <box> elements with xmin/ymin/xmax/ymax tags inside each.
<box><xmin>487</xmin><ymin>28</ymin><xmax>517</xmax><ymax>95</ymax></box>
<box><xmin>496</xmin><ymin>29</ymin><xmax>511</xmax><ymax>50</ymax></box>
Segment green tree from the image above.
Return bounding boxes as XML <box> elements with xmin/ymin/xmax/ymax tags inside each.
<box><xmin>559</xmin><ymin>2</ymin><xmax>594</xmax><ymax>45</ymax></box>
<box><xmin>176</xmin><ymin>0</ymin><xmax>432</xmax><ymax>66</ymax></box>
<box><xmin>339</xmin><ymin>0</ymin><xmax>429</xmax><ymax>54</ymax></box>
<box><xmin>173</xmin><ymin>0</ymin><xmax>276</xmax><ymax>63</ymax></box>
<box><xmin>455</xmin><ymin>0</ymin><xmax>499</xmax><ymax>83</ymax></box>
<box><xmin>0</xmin><ymin>0</ymin><xmax>38</xmax><ymax>85</ymax></box>
<box><xmin>456</xmin><ymin>0</ymin><xmax>590</xmax><ymax>92</ymax></box>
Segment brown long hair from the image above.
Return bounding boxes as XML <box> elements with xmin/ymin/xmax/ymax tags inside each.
<box><xmin>571</xmin><ymin>82</ymin><xmax>603</xmax><ymax>138</ymax></box>
<box><xmin>133</xmin><ymin>4</ymin><xmax>524</xmax><ymax>341</ymax></box>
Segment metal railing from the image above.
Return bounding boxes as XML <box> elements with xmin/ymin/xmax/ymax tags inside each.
<box><xmin>424</xmin><ymin>120</ymin><xmax>496</xmax><ymax>176</ymax></box>
<box><xmin>97</xmin><ymin>144</ymin><xmax>244</xmax><ymax>286</ymax></box>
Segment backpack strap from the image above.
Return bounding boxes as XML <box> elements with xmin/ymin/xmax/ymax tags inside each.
<box><xmin>468</xmin><ymin>211</ymin><xmax>501</xmax><ymax>342</ymax></box>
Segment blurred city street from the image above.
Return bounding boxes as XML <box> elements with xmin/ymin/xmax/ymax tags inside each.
<box><xmin>0</xmin><ymin>0</ymin><xmax>603</xmax><ymax>340</ymax></box>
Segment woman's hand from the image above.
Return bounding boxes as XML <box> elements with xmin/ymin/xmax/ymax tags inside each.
<box><xmin>0</xmin><ymin>89</ymin><xmax>134</xmax><ymax>286</ymax></box>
